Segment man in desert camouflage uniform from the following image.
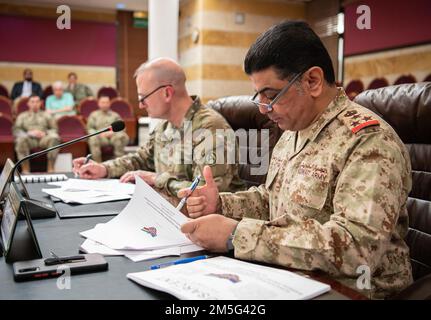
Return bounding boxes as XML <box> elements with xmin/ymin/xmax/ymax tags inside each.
<box><xmin>73</xmin><ymin>58</ymin><xmax>245</xmax><ymax>201</ymax></box>
<box><xmin>87</xmin><ymin>95</ymin><xmax>129</xmax><ymax>162</ymax></box>
<box><xmin>13</xmin><ymin>94</ymin><xmax>60</xmax><ymax>173</ymax></box>
<box><xmin>179</xmin><ymin>21</ymin><xmax>412</xmax><ymax>299</ymax></box>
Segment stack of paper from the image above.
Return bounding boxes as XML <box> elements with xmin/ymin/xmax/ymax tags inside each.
<box><xmin>42</xmin><ymin>178</ymin><xmax>135</xmax><ymax>204</ymax></box>
<box><xmin>79</xmin><ymin>177</ymin><xmax>203</xmax><ymax>262</ymax></box>
<box><xmin>127</xmin><ymin>256</ymin><xmax>331</xmax><ymax>300</ymax></box>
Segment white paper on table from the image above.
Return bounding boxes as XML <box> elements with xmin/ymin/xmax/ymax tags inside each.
<box><xmin>127</xmin><ymin>256</ymin><xmax>331</xmax><ymax>300</ymax></box>
<box><xmin>42</xmin><ymin>188</ymin><xmax>131</xmax><ymax>204</ymax></box>
<box><xmin>80</xmin><ymin>177</ymin><xmax>192</xmax><ymax>250</ymax></box>
<box><xmin>80</xmin><ymin>238</ymin><xmax>123</xmax><ymax>256</ymax></box>
<box><xmin>80</xmin><ymin>238</ymin><xmax>184</xmax><ymax>262</ymax></box>
<box><xmin>47</xmin><ymin>178</ymin><xmax>135</xmax><ymax>194</ymax></box>
<box><xmin>124</xmin><ymin>244</ymin><xmax>204</xmax><ymax>262</ymax></box>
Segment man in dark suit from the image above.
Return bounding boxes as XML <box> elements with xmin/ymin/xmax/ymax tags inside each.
<box><xmin>11</xmin><ymin>68</ymin><xmax>43</xmax><ymax>101</ymax></box>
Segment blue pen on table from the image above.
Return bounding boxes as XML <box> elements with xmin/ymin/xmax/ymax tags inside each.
<box><xmin>176</xmin><ymin>175</ymin><xmax>201</xmax><ymax>211</ymax></box>
<box><xmin>150</xmin><ymin>255</ymin><xmax>210</xmax><ymax>270</ymax></box>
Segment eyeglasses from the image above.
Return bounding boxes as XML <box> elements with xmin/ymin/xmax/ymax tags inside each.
<box><xmin>250</xmin><ymin>72</ymin><xmax>303</xmax><ymax>111</ymax></box>
<box><xmin>138</xmin><ymin>85</ymin><xmax>171</xmax><ymax>104</ymax></box>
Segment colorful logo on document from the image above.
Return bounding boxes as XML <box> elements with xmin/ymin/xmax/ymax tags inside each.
<box><xmin>206</xmin><ymin>273</ymin><xmax>241</xmax><ymax>283</ymax></box>
<box><xmin>141</xmin><ymin>226</ymin><xmax>157</xmax><ymax>237</ymax></box>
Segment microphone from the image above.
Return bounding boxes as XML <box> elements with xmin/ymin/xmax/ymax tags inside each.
<box><xmin>11</xmin><ymin>120</ymin><xmax>125</xmax><ymax>219</ymax></box>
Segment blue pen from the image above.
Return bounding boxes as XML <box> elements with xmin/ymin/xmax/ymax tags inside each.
<box><xmin>150</xmin><ymin>255</ymin><xmax>210</xmax><ymax>270</ymax></box>
<box><xmin>176</xmin><ymin>175</ymin><xmax>201</xmax><ymax>211</ymax></box>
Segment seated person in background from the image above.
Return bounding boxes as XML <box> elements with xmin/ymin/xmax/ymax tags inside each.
<box><xmin>65</xmin><ymin>72</ymin><xmax>93</xmax><ymax>105</ymax></box>
<box><xmin>45</xmin><ymin>81</ymin><xmax>75</xmax><ymax>119</ymax></box>
<box><xmin>87</xmin><ymin>95</ymin><xmax>129</xmax><ymax>163</ymax></box>
<box><xmin>178</xmin><ymin>21</ymin><xmax>413</xmax><ymax>299</ymax></box>
<box><xmin>73</xmin><ymin>57</ymin><xmax>245</xmax><ymax>204</ymax></box>
<box><xmin>13</xmin><ymin>94</ymin><xmax>60</xmax><ymax>173</ymax></box>
<box><xmin>11</xmin><ymin>68</ymin><xmax>43</xmax><ymax>110</ymax></box>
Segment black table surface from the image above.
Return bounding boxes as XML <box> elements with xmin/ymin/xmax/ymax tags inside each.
<box><xmin>0</xmin><ymin>179</ymin><xmax>352</xmax><ymax>300</ymax></box>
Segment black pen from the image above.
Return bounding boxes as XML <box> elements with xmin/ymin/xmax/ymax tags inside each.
<box><xmin>75</xmin><ymin>153</ymin><xmax>92</xmax><ymax>178</ymax></box>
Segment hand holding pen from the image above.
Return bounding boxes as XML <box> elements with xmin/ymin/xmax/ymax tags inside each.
<box><xmin>74</xmin><ymin>154</ymin><xmax>92</xmax><ymax>178</ymax></box>
<box><xmin>176</xmin><ymin>175</ymin><xmax>201</xmax><ymax>211</ymax></box>
<box><xmin>176</xmin><ymin>166</ymin><xmax>220</xmax><ymax>218</ymax></box>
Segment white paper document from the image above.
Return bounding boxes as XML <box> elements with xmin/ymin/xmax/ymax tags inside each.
<box><xmin>80</xmin><ymin>177</ymin><xmax>197</xmax><ymax>251</ymax></box>
<box><xmin>42</xmin><ymin>178</ymin><xmax>134</xmax><ymax>204</ymax></box>
<box><xmin>127</xmin><ymin>256</ymin><xmax>331</xmax><ymax>300</ymax></box>
<box><xmin>48</xmin><ymin>178</ymin><xmax>135</xmax><ymax>194</ymax></box>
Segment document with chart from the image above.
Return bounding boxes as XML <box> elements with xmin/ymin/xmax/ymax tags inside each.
<box><xmin>127</xmin><ymin>256</ymin><xmax>331</xmax><ymax>300</ymax></box>
<box><xmin>80</xmin><ymin>177</ymin><xmax>198</xmax><ymax>251</ymax></box>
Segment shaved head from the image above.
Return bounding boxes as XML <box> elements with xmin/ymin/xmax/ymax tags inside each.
<box><xmin>134</xmin><ymin>57</ymin><xmax>186</xmax><ymax>89</ymax></box>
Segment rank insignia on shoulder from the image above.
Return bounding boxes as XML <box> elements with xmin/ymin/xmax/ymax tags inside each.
<box><xmin>351</xmin><ymin>119</ymin><xmax>380</xmax><ymax>134</ymax></box>
<box><xmin>340</xmin><ymin>109</ymin><xmax>380</xmax><ymax>134</ymax></box>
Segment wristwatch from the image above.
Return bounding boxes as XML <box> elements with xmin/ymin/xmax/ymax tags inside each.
<box><xmin>226</xmin><ymin>224</ymin><xmax>238</xmax><ymax>251</ymax></box>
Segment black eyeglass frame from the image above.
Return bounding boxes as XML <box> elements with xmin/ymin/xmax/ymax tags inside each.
<box><xmin>250</xmin><ymin>72</ymin><xmax>304</xmax><ymax>111</ymax></box>
<box><xmin>138</xmin><ymin>85</ymin><xmax>172</xmax><ymax>104</ymax></box>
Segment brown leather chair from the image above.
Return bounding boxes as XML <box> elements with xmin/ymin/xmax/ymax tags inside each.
<box><xmin>207</xmin><ymin>96</ymin><xmax>283</xmax><ymax>187</ymax></box>
<box><xmin>355</xmin><ymin>83</ymin><xmax>431</xmax><ymax>299</ymax></box>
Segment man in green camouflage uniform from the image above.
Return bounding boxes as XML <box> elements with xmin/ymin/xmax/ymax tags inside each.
<box><xmin>13</xmin><ymin>94</ymin><xmax>60</xmax><ymax>173</ymax></box>
<box><xmin>73</xmin><ymin>58</ymin><xmax>245</xmax><ymax>200</ymax></box>
<box><xmin>65</xmin><ymin>72</ymin><xmax>93</xmax><ymax>105</ymax></box>
<box><xmin>87</xmin><ymin>95</ymin><xmax>129</xmax><ymax>162</ymax></box>
<box><xmin>179</xmin><ymin>21</ymin><xmax>412</xmax><ymax>299</ymax></box>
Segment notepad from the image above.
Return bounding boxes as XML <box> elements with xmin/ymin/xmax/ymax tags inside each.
<box><xmin>20</xmin><ymin>174</ymin><xmax>68</xmax><ymax>183</ymax></box>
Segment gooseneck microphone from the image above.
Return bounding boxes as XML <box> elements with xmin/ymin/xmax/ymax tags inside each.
<box><xmin>10</xmin><ymin>120</ymin><xmax>125</xmax><ymax>219</ymax></box>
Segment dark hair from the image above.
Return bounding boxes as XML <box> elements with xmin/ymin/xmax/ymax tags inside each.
<box><xmin>28</xmin><ymin>94</ymin><xmax>40</xmax><ymax>100</ymax></box>
<box><xmin>98</xmin><ymin>94</ymin><xmax>111</xmax><ymax>101</ymax></box>
<box><xmin>244</xmin><ymin>20</ymin><xmax>335</xmax><ymax>84</ymax></box>
<box><xmin>68</xmin><ymin>72</ymin><xmax>77</xmax><ymax>78</ymax></box>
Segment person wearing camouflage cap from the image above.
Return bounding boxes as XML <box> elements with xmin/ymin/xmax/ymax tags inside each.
<box><xmin>73</xmin><ymin>58</ymin><xmax>245</xmax><ymax>203</ymax></box>
<box><xmin>178</xmin><ymin>21</ymin><xmax>412</xmax><ymax>299</ymax></box>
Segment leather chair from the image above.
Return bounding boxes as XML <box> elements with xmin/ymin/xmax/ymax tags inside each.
<box><xmin>57</xmin><ymin>115</ymin><xmax>88</xmax><ymax>158</ymax></box>
<box><xmin>110</xmin><ymin>97</ymin><xmax>136</xmax><ymax>144</ymax></box>
<box><xmin>97</xmin><ymin>86</ymin><xmax>118</xmax><ymax>100</ymax></box>
<box><xmin>394</xmin><ymin>74</ymin><xmax>417</xmax><ymax>86</ymax></box>
<box><xmin>0</xmin><ymin>96</ymin><xmax>13</xmax><ymax>119</ymax></box>
<box><xmin>355</xmin><ymin>83</ymin><xmax>431</xmax><ymax>299</ymax></box>
<box><xmin>207</xmin><ymin>96</ymin><xmax>283</xmax><ymax>187</ymax></box>
<box><xmin>0</xmin><ymin>115</ymin><xmax>15</xmax><ymax>168</ymax></box>
<box><xmin>78</xmin><ymin>97</ymin><xmax>98</xmax><ymax>120</ymax></box>
<box><xmin>345</xmin><ymin>79</ymin><xmax>364</xmax><ymax>100</ymax></box>
<box><xmin>42</xmin><ymin>85</ymin><xmax>53</xmax><ymax>100</ymax></box>
<box><xmin>0</xmin><ymin>83</ymin><xmax>9</xmax><ymax>98</ymax></box>
<box><xmin>368</xmin><ymin>77</ymin><xmax>389</xmax><ymax>90</ymax></box>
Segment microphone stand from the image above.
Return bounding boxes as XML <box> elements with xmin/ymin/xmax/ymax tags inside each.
<box><xmin>11</xmin><ymin>127</ymin><xmax>112</xmax><ymax>219</ymax></box>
